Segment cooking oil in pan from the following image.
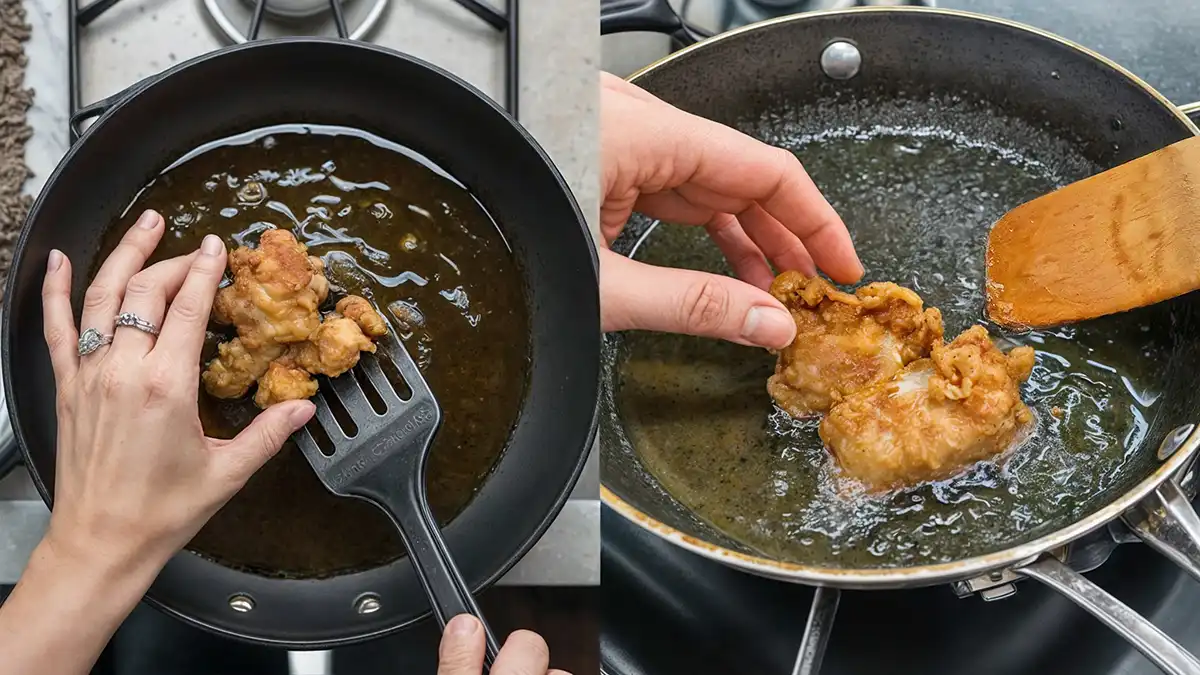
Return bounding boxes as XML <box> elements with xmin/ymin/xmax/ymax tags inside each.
<box><xmin>616</xmin><ymin>100</ymin><xmax>1173</xmax><ymax>568</ymax></box>
<box><xmin>98</xmin><ymin>124</ymin><xmax>531</xmax><ymax>577</ymax></box>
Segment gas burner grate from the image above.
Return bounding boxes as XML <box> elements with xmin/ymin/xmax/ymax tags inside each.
<box><xmin>67</xmin><ymin>0</ymin><xmax>521</xmax><ymax>137</ymax></box>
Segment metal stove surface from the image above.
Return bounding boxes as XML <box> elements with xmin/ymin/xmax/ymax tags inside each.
<box><xmin>599</xmin><ymin>1</ymin><xmax>1200</xmax><ymax>674</ymax></box>
<box><xmin>601</xmin><ymin>508</ymin><xmax>1200</xmax><ymax>675</ymax></box>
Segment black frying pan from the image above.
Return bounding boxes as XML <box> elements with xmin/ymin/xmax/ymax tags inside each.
<box><xmin>601</xmin><ymin>4</ymin><xmax>1200</xmax><ymax>673</ymax></box>
<box><xmin>2</xmin><ymin>37</ymin><xmax>600</xmax><ymax>647</ymax></box>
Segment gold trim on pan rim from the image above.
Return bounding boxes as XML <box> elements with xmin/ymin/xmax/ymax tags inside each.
<box><xmin>604</xmin><ymin>6</ymin><xmax>1200</xmax><ymax>587</ymax></box>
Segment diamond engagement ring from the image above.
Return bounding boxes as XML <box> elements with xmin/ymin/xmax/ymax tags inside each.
<box><xmin>114</xmin><ymin>312</ymin><xmax>160</xmax><ymax>336</ymax></box>
<box><xmin>77</xmin><ymin>328</ymin><xmax>113</xmax><ymax>356</ymax></box>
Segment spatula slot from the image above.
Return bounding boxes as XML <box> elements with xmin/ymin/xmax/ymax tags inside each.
<box><xmin>301</xmin><ymin>418</ymin><xmax>338</xmax><ymax>458</ymax></box>
<box><xmin>319</xmin><ymin>386</ymin><xmax>360</xmax><ymax>439</ymax></box>
<box><xmin>374</xmin><ymin>345</ymin><xmax>415</xmax><ymax>401</ymax></box>
<box><xmin>352</xmin><ymin>366</ymin><xmax>388</xmax><ymax>415</ymax></box>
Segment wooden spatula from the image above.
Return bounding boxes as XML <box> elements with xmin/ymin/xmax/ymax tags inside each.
<box><xmin>986</xmin><ymin>135</ymin><xmax>1200</xmax><ymax>329</ymax></box>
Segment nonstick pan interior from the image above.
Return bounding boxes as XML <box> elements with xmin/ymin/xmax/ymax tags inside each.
<box><xmin>599</xmin><ymin>9</ymin><xmax>1200</xmax><ymax>575</ymax></box>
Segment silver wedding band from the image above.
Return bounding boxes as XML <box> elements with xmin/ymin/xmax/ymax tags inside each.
<box><xmin>114</xmin><ymin>312</ymin><xmax>160</xmax><ymax>337</ymax></box>
<box><xmin>77</xmin><ymin>328</ymin><xmax>113</xmax><ymax>356</ymax></box>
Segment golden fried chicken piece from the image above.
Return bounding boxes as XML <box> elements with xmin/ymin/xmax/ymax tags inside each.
<box><xmin>254</xmin><ymin>358</ymin><xmax>319</xmax><ymax>408</ymax></box>
<box><xmin>308</xmin><ymin>256</ymin><xmax>330</xmax><ymax>304</ymax></box>
<box><xmin>211</xmin><ymin>229</ymin><xmax>323</xmax><ymax>347</ymax></box>
<box><xmin>201</xmin><ymin>338</ymin><xmax>284</xmax><ymax>399</ymax></box>
<box><xmin>820</xmin><ymin>325</ymin><xmax>1037</xmax><ymax>492</ymax></box>
<box><xmin>767</xmin><ymin>271</ymin><xmax>944</xmax><ymax>417</ymax></box>
<box><xmin>335</xmin><ymin>295</ymin><xmax>388</xmax><ymax>337</ymax></box>
<box><xmin>288</xmin><ymin>316</ymin><xmax>378</xmax><ymax>378</ymax></box>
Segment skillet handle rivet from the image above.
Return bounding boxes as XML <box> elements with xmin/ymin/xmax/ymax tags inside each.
<box><xmin>228</xmin><ymin>594</ymin><xmax>255</xmax><ymax>613</ymax></box>
<box><xmin>354</xmin><ymin>593</ymin><xmax>382</xmax><ymax>615</ymax></box>
<box><xmin>1157</xmin><ymin>424</ymin><xmax>1196</xmax><ymax>460</ymax></box>
<box><xmin>820</xmin><ymin>40</ymin><xmax>862</xmax><ymax>81</ymax></box>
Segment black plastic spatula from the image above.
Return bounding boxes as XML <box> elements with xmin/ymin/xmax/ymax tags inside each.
<box><xmin>294</xmin><ymin>328</ymin><xmax>500</xmax><ymax>667</ymax></box>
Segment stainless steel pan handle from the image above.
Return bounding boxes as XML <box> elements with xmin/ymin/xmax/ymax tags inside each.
<box><xmin>1015</xmin><ymin>430</ymin><xmax>1200</xmax><ymax>675</ymax></box>
<box><xmin>1017</xmin><ymin>556</ymin><xmax>1200</xmax><ymax>675</ymax></box>
<box><xmin>1178</xmin><ymin>100</ymin><xmax>1200</xmax><ymax>126</ymax></box>
<box><xmin>790</xmin><ymin>586</ymin><xmax>840</xmax><ymax>675</ymax></box>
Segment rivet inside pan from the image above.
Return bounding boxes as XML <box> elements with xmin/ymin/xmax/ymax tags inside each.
<box><xmin>820</xmin><ymin>40</ymin><xmax>862</xmax><ymax>80</ymax></box>
<box><xmin>228</xmin><ymin>594</ymin><xmax>255</xmax><ymax>613</ymax></box>
<box><xmin>354</xmin><ymin>593</ymin><xmax>382</xmax><ymax>615</ymax></box>
<box><xmin>1157</xmin><ymin>424</ymin><xmax>1196</xmax><ymax>460</ymax></box>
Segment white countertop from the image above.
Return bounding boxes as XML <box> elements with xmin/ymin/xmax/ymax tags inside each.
<box><xmin>4</xmin><ymin>0</ymin><xmax>600</xmax><ymax>588</ymax></box>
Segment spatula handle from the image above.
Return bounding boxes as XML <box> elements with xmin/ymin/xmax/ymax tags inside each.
<box><xmin>374</xmin><ymin>476</ymin><xmax>501</xmax><ymax>668</ymax></box>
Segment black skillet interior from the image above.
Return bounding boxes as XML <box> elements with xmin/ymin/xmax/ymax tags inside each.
<box><xmin>599</xmin><ymin>10</ymin><xmax>1200</xmax><ymax>570</ymax></box>
<box><xmin>4</xmin><ymin>38</ymin><xmax>600</xmax><ymax>645</ymax></box>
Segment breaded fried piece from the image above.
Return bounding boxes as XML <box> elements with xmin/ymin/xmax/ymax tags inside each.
<box><xmin>288</xmin><ymin>316</ymin><xmax>377</xmax><ymax>378</ymax></box>
<box><xmin>820</xmin><ymin>325</ymin><xmax>1037</xmax><ymax>491</ymax></box>
<box><xmin>254</xmin><ymin>358</ymin><xmax>319</xmax><ymax>408</ymax></box>
<box><xmin>335</xmin><ymin>295</ymin><xmax>388</xmax><ymax>337</ymax></box>
<box><xmin>767</xmin><ymin>271</ymin><xmax>944</xmax><ymax>417</ymax></box>
<box><xmin>201</xmin><ymin>338</ymin><xmax>285</xmax><ymax>399</ymax></box>
<box><xmin>211</xmin><ymin>229</ymin><xmax>323</xmax><ymax>347</ymax></box>
<box><xmin>308</xmin><ymin>256</ymin><xmax>330</xmax><ymax>304</ymax></box>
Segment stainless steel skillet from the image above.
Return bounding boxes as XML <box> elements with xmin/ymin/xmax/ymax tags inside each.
<box><xmin>601</xmin><ymin>4</ymin><xmax>1200</xmax><ymax>673</ymax></box>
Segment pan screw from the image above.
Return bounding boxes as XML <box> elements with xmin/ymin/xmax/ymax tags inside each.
<box><xmin>1158</xmin><ymin>424</ymin><xmax>1196</xmax><ymax>460</ymax></box>
<box><xmin>355</xmin><ymin>593</ymin><xmax>382</xmax><ymax>615</ymax></box>
<box><xmin>228</xmin><ymin>594</ymin><xmax>255</xmax><ymax>613</ymax></box>
<box><xmin>820</xmin><ymin>40</ymin><xmax>862</xmax><ymax>81</ymax></box>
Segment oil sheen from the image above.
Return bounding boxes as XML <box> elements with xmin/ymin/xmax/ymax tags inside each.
<box><xmin>98</xmin><ymin>124</ymin><xmax>531</xmax><ymax>577</ymax></box>
<box><xmin>616</xmin><ymin>97</ymin><xmax>1173</xmax><ymax>568</ymax></box>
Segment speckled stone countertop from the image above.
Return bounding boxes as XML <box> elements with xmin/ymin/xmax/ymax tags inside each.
<box><xmin>941</xmin><ymin>0</ymin><xmax>1200</xmax><ymax>107</ymax></box>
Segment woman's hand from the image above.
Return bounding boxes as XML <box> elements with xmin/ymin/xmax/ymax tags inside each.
<box><xmin>0</xmin><ymin>210</ymin><xmax>314</xmax><ymax>675</ymax></box>
<box><xmin>437</xmin><ymin>616</ymin><xmax>571</xmax><ymax>675</ymax></box>
<box><xmin>599</xmin><ymin>72</ymin><xmax>863</xmax><ymax>349</ymax></box>
<box><xmin>43</xmin><ymin>209</ymin><xmax>314</xmax><ymax>568</ymax></box>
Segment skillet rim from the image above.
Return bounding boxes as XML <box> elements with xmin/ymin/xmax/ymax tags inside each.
<box><xmin>600</xmin><ymin>5</ymin><xmax>1200</xmax><ymax>589</ymax></box>
<box><xmin>3</xmin><ymin>36</ymin><xmax>601</xmax><ymax>646</ymax></box>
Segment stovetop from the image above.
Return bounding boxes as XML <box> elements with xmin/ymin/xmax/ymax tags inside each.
<box><xmin>602</xmin><ymin>507</ymin><xmax>1200</xmax><ymax>675</ymax></box>
<box><xmin>4</xmin><ymin>0</ymin><xmax>599</xmax><ymax>589</ymax></box>
<box><xmin>599</xmin><ymin>2</ymin><xmax>1200</xmax><ymax>674</ymax></box>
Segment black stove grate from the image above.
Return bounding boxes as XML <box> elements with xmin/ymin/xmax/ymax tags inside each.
<box><xmin>66</xmin><ymin>0</ymin><xmax>520</xmax><ymax>140</ymax></box>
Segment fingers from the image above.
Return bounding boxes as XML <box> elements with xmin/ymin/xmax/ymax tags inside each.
<box><xmin>600</xmin><ymin>248</ymin><xmax>796</xmax><ymax>350</ymax></box>
<box><xmin>737</xmin><ymin>204</ymin><xmax>817</xmax><ymax>279</ymax></box>
<box><xmin>218</xmin><ymin>400</ymin><xmax>314</xmax><ymax>483</ymax></box>
<box><xmin>437</xmin><ymin>615</ymin><xmax>486</xmax><ymax>675</ymax></box>
<box><xmin>155</xmin><ymin>235</ymin><xmax>225</xmax><ymax>363</ymax></box>
<box><xmin>112</xmin><ymin>253</ymin><xmax>198</xmax><ymax>356</ymax></box>
<box><xmin>603</xmin><ymin>88</ymin><xmax>864</xmax><ymax>282</ymax></box>
<box><xmin>752</xmin><ymin>150</ymin><xmax>862</xmax><ymax>283</ymax></box>
<box><xmin>42</xmin><ymin>250</ymin><xmax>78</xmax><ymax>383</ymax></box>
<box><xmin>491</xmin><ymin>630</ymin><xmax>550</xmax><ymax>675</ymax></box>
<box><xmin>703</xmin><ymin>214</ymin><xmax>776</xmax><ymax>291</ymax></box>
<box><xmin>631</xmin><ymin>194</ymin><xmax>805</xmax><ymax>290</ymax></box>
<box><xmin>78</xmin><ymin>210</ymin><xmax>164</xmax><ymax>350</ymax></box>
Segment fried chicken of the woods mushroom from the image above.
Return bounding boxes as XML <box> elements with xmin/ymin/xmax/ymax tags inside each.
<box><xmin>201</xmin><ymin>228</ymin><xmax>389</xmax><ymax>409</ymax></box>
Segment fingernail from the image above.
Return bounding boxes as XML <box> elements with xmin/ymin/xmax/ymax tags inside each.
<box><xmin>741</xmin><ymin>307</ymin><xmax>795</xmax><ymax>349</ymax></box>
<box><xmin>46</xmin><ymin>249</ymin><xmax>63</xmax><ymax>273</ymax></box>
<box><xmin>136</xmin><ymin>210</ymin><xmax>160</xmax><ymax>229</ymax></box>
<box><xmin>201</xmin><ymin>235</ymin><xmax>224</xmax><ymax>257</ymax></box>
<box><xmin>289</xmin><ymin>401</ymin><xmax>314</xmax><ymax>428</ymax></box>
<box><xmin>447</xmin><ymin>614</ymin><xmax>479</xmax><ymax>637</ymax></box>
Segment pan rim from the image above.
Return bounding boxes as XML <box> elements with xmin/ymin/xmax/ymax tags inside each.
<box><xmin>4</xmin><ymin>36</ymin><xmax>601</xmax><ymax>646</ymax></box>
<box><xmin>602</xmin><ymin>6</ymin><xmax>1200</xmax><ymax>588</ymax></box>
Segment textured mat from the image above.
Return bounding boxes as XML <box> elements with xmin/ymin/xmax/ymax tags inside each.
<box><xmin>0</xmin><ymin>0</ymin><xmax>31</xmax><ymax>295</ymax></box>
